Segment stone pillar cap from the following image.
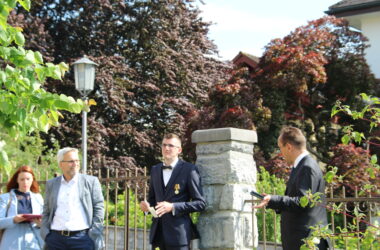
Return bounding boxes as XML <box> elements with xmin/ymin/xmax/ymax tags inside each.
<box><xmin>192</xmin><ymin>127</ymin><xmax>257</xmax><ymax>144</ymax></box>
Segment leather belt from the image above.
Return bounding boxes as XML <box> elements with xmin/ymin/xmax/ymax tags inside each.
<box><xmin>52</xmin><ymin>229</ymin><xmax>89</xmax><ymax>237</ymax></box>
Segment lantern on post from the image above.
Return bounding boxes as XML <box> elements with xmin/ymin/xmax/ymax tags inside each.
<box><xmin>73</xmin><ymin>56</ymin><xmax>98</xmax><ymax>173</ymax></box>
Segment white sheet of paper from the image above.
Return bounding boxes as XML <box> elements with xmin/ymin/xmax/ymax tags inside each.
<box><xmin>149</xmin><ymin>207</ymin><xmax>158</xmax><ymax>218</ymax></box>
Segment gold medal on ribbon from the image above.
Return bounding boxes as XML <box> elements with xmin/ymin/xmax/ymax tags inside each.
<box><xmin>174</xmin><ymin>184</ymin><xmax>180</xmax><ymax>194</ymax></box>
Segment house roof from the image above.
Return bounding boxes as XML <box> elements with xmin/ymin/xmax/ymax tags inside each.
<box><xmin>232</xmin><ymin>52</ymin><xmax>259</xmax><ymax>69</ymax></box>
<box><xmin>325</xmin><ymin>0</ymin><xmax>380</xmax><ymax>16</ymax></box>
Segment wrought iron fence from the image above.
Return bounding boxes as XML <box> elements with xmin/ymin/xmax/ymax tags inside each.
<box><xmin>0</xmin><ymin>169</ymin><xmax>151</xmax><ymax>250</ymax></box>
<box><xmin>96</xmin><ymin>168</ymin><xmax>150</xmax><ymax>250</ymax></box>
<box><xmin>246</xmin><ymin>186</ymin><xmax>380</xmax><ymax>250</ymax></box>
<box><xmin>1</xmin><ymin>170</ymin><xmax>379</xmax><ymax>250</ymax></box>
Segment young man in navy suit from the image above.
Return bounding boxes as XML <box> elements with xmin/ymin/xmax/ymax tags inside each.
<box><xmin>255</xmin><ymin>126</ymin><xmax>330</xmax><ymax>250</ymax></box>
<box><xmin>140</xmin><ymin>133</ymin><xmax>206</xmax><ymax>250</ymax></box>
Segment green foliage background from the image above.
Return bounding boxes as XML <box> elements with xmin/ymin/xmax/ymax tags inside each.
<box><xmin>255</xmin><ymin>166</ymin><xmax>286</xmax><ymax>243</ymax></box>
<box><xmin>0</xmin><ymin>0</ymin><xmax>84</xmax><ymax>174</ymax></box>
<box><xmin>105</xmin><ymin>190</ymin><xmax>151</xmax><ymax>229</ymax></box>
<box><xmin>0</xmin><ymin>130</ymin><xmax>60</xmax><ymax>179</ymax></box>
<box><xmin>104</xmin><ymin>190</ymin><xmax>200</xmax><ymax>229</ymax></box>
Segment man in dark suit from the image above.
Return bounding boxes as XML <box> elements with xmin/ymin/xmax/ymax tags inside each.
<box><xmin>255</xmin><ymin>126</ymin><xmax>329</xmax><ymax>250</ymax></box>
<box><xmin>41</xmin><ymin>147</ymin><xmax>105</xmax><ymax>250</ymax></box>
<box><xmin>140</xmin><ymin>133</ymin><xmax>206</xmax><ymax>250</ymax></box>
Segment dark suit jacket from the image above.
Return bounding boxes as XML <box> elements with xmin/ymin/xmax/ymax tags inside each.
<box><xmin>267</xmin><ymin>155</ymin><xmax>329</xmax><ymax>250</ymax></box>
<box><xmin>41</xmin><ymin>174</ymin><xmax>105</xmax><ymax>250</ymax></box>
<box><xmin>148</xmin><ymin>159</ymin><xmax>206</xmax><ymax>246</ymax></box>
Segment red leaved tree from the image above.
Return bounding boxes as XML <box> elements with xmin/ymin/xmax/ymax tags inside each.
<box><xmin>327</xmin><ymin>143</ymin><xmax>379</xmax><ymax>195</ymax></box>
<box><xmin>12</xmin><ymin>0</ymin><xmax>229</xmax><ymax>174</ymax></box>
<box><xmin>186</xmin><ymin>15</ymin><xmax>377</xmax><ymax>182</ymax></box>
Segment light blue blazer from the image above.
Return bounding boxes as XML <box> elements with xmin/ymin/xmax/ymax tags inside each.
<box><xmin>41</xmin><ymin>174</ymin><xmax>105</xmax><ymax>250</ymax></box>
<box><xmin>0</xmin><ymin>189</ymin><xmax>44</xmax><ymax>250</ymax></box>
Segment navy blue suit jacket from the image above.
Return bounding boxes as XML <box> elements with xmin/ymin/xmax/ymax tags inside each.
<box><xmin>267</xmin><ymin>155</ymin><xmax>329</xmax><ymax>250</ymax></box>
<box><xmin>148</xmin><ymin>159</ymin><xmax>206</xmax><ymax>246</ymax></box>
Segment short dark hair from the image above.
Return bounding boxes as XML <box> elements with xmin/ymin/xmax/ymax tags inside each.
<box><xmin>279</xmin><ymin>126</ymin><xmax>306</xmax><ymax>150</ymax></box>
<box><xmin>163</xmin><ymin>133</ymin><xmax>182</xmax><ymax>145</ymax></box>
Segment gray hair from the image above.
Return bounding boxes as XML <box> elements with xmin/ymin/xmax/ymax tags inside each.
<box><xmin>57</xmin><ymin>147</ymin><xmax>79</xmax><ymax>164</ymax></box>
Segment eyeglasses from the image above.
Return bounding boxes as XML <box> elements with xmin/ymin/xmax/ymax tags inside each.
<box><xmin>161</xmin><ymin>143</ymin><xmax>180</xmax><ymax>149</ymax></box>
<box><xmin>61</xmin><ymin>160</ymin><xmax>80</xmax><ymax>164</ymax></box>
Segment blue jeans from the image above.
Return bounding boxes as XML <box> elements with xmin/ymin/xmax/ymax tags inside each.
<box><xmin>45</xmin><ymin>230</ymin><xmax>94</xmax><ymax>250</ymax></box>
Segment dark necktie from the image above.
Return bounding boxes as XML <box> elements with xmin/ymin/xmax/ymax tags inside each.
<box><xmin>290</xmin><ymin>167</ymin><xmax>296</xmax><ymax>179</ymax></box>
<box><xmin>162</xmin><ymin>165</ymin><xmax>172</xmax><ymax>170</ymax></box>
<box><xmin>285</xmin><ymin>167</ymin><xmax>296</xmax><ymax>195</ymax></box>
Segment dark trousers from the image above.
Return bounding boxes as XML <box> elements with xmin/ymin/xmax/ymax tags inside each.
<box><xmin>317</xmin><ymin>238</ymin><xmax>330</xmax><ymax>250</ymax></box>
<box><xmin>282</xmin><ymin>238</ymin><xmax>329</xmax><ymax>250</ymax></box>
<box><xmin>45</xmin><ymin>230</ymin><xmax>95</xmax><ymax>250</ymax></box>
<box><xmin>152</xmin><ymin>221</ymin><xmax>189</xmax><ymax>250</ymax></box>
<box><xmin>152</xmin><ymin>243</ymin><xmax>189</xmax><ymax>250</ymax></box>
<box><xmin>282</xmin><ymin>229</ymin><xmax>329</xmax><ymax>250</ymax></box>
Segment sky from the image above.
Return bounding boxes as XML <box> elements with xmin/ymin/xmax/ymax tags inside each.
<box><xmin>197</xmin><ymin>0</ymin><xmax>340</xmax><ymax>61</ymax></box>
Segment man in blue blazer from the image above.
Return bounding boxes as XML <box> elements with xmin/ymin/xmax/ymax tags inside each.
<box><xmin>41</xmin><ymin>147</ymin><xmax>105</xmax><ymax>250</ymax></box>
<box><xmin>140</xmin><ymin>133</ymin><xmax>206</xmax><ymax>250</ymax></box>
<box><xmin>255</xmin><ymin>126</ymin><xmax>329</xmax><ymax>250</ymax></box>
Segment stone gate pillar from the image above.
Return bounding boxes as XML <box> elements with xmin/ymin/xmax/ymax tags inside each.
<box><xmin>192</xmin><ymin>128</ymin><xmax>258</xmax><ymax>250</ymax></box>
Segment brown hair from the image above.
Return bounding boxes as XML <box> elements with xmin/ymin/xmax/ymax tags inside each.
<box><xmin>6</xmin><ymin>165</ymin><xmax>40</xmax><ymax>193</ymax></box>
<box><xmin>163</xmin><ymin>133</ymin><xmax>182</xmax><ymax>145</ymax></box>
<box><xmin>279</xmin><ymin>126</ymin><xmax>306</xmax><ymax>150</ymax></box>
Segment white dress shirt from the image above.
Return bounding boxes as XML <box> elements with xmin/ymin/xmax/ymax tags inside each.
<box><xmin>51</xmin><ymin>174</ymin><xmax>90</xmax><ymax>231</ymax></box>
<box><xmin>162</xmin><ymin>158</ymin><xmax>178</xmax><ymax>186</ymax></box>
<box><xmin>162</xmin><ymin>158</ymin><xmax>179</xmax><ymax>215</ymax></box>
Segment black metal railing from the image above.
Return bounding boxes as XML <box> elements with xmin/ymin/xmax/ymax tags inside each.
<box><xmin>2</xmin><ymin>171</ymin><xmax>379</xmax><ymax>250</ymax></box>
<box><xmin>246</xmin><ymin>186</ymin><xmax>380</xmax><ymax>250</ymax></box>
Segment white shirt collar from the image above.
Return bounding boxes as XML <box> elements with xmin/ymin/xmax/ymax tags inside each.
<box><xmin>293</xmin><ymin>151</ymin><xmax>309</xmax><ymax>169</ymax></box>
<box><xmin>163</xmin><ymin>158</ymin><xmax>179</xmax><ymax>170</ymax></box>
<box><xmin>61</xmin><ymin>173</ymin><xmax>79</xmax><ymax>184</ymax></box>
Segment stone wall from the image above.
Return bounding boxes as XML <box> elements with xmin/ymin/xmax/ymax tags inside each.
<box><xmin>104</xmin><ymin>227</ymin><xmax>200</xmax><ymax>250</ymax></box>
<box><xmin>104</xmin><ymin>226</ymin><xmax>150</xmax><ymax>250</ymax></box>
<box><xmin>192</xmin><ymin>128</ymin><xmax>258</xmax><ymax>250</ymax></box>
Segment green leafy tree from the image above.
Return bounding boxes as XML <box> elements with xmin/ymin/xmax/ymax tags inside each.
<box><xmin>332</xmin><ymin>93</ymin><xmax>380</xmax><ymax>154</ymax></box>
<box><xmin>0</xmin><ymin>0</ymin><xmax>84</xmax><ymax>174</ymax></box>
<box><xmin>328</xmin><ymin>93</ymin><xmax>380</xmax><ymax>194</ymax></box>
<box><xmin>0</xmin><ymin>129</ymin><xmax>60</xmax><ymax>181</ymax></box>
<box><xmin>300</xmin><ymin>94</ymin><xmax>380</xmax><ymax>249</ymax></box>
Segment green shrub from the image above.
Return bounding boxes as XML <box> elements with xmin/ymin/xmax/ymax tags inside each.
<box><xmin>255</xmin><ymin>166</ymin><xmax>286</xmax><ymax>243</ymax></box>
<box><xmin>105</xmin><ymin>190</ymin><xmax>152</xmax><ymax>228</ymax></box>
<box><xmin>104</xmin><ymin>189</ymin><xmax>200</xmax><ymax>229</ymax></box>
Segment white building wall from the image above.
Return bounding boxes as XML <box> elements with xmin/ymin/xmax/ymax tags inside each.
<box><xmin>361</xmin><ymin>14</ymin><xmax>380</xmax><ymax>78</ymax></box>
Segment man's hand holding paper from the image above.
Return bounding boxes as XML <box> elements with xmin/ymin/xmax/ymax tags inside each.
<box><xmin>140</xmin><ymin>200</ymin><xmax>158</xmax><ymax>218</ymax></box>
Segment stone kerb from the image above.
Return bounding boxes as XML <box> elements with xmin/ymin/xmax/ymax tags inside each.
<box><xmin>192</xmin><ymin>128</ymin><xmax>258</xmax><ymax>250</ymax></box>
